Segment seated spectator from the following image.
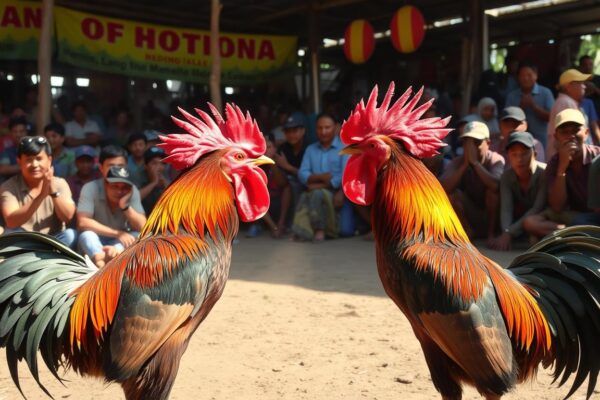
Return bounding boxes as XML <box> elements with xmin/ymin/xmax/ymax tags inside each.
<box><xmin>64</xmin><ymin>101</ymin><xmax>102</xmax><ymax>148</ymax></box>
<box><xmin>588</xmin><ymin>154</ymin><xmax>600</xmax><ymax>225</ymax></box>
<box><xmin>0</xmin><ymin>135</ymin><xmax>76</xmax><ymax>247</ymax></box>
<box><xmin>77</xmin><ymin>146</ymin><xmax>146</xmax><ymax>268</ymax></box>
<box><xmin>440</xmin><ymin>121</ymin><xmax>505</xmax><ymax>242</ymax></box>
<box><xmin>0</xmin><ymin>117</ymin><xmax>28</xmax><ymax>182</ymax></box>
<box><xmin>546</xmin><ymin>69</ymin><xmax>592</xmax><ymax>159</ymax></box>
<box><xmin>105</xmin><ymin>108</ymin><xmax>134</xmax><ymax>147</ymax></box>
<box><xmin>292</xmin><ymin>113</ymin><xmax>349</xmax><ymax>241</ymax></box>
<box><xmin>492</xmin><ymin>106</ymin><xmax>545</xmax><ymax>162</ymax></box>
<box><xmin>139</xmin><ymin>146</ymin><xmax>170</xmax><ymax>214</ymax></box>
<box><xmin>126</xmin><ymin>132</ymin><xmax>148</xmax><ymax>188</ymax></box>
<box><xmin>523</xmin><ymin>109</ymin><xmax>600</xmax><ymax>237</ymax></box>
<box><xmin>477</xmin><ymin>97</ymin><xmax>500</xmax><ymax>141</ymax></box>
<box><xmin>275</xmin><ymin>112</ymin><xmax>307</xmax><ymax>225</ymax></box>
<box><xmin>246</xmin><ymin>134</ymin><xmax>291</xmax><ymax>238</ymax></box>
<box><xmin>66</xmin><ymin>146</ymin><xmax>100</xmax><ymax>203</ymax></box>
<box><xmin>489</xmin><ymin>132</ymin><xmax>547</xmax><ymax>251</ymax></box>
<box><xmin>44</xmin><ymin>122</ymin><xmax>75</xmax><ymax>178</ymax></box>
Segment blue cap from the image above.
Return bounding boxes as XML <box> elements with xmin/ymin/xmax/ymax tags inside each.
<box><xmin>74</xmin><ymin>145</ymin><xmax>96</xmax><ymax>159</ymax></box>
<box><xmin>144</xmin><ymin>146</ymin><xmax>165</xmax><ymax>163</ymax></box>
<box><xmin>283</xmin><ymin>112</ymin><xmax>305</xmax><ymax>129</ymax></box>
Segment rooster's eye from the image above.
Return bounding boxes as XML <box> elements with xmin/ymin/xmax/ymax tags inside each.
<box><xmin>369</xmin><ymin>143</ymin><xmax>376</xmax><ymax>149</ymax></box>
<box><xmin>234</xmin><ymin>153</ymin><xmax>245</xmax><ymax>160</ymax></box>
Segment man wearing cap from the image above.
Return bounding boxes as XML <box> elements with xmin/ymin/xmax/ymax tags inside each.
<box><xmin>489</xmin><ymin>132</ymin><xmax>547</xmax><ymax>250</ymax></box>
<box><xmin>44</xmin><ymin>122</ymin><xmax>75</xmax><ymax>178</ymax></box>
<box><xmin>66</xmin><ymin>145</ymin><xmax>100</xmax><ymax>203</ymax></box>
<box><xmin>440</xmin><ymin>121</ymin><xmax>505</xmax><ymax>242</ymax></box>
<box><xmin>492</xmin><ymin>106</ymin><xmax>545</xmax><ymax>162</ymax></box>
<box><xmin>546</xmin><ymin>68</ymin><xmax>599</xmax><ymax>159</ymax></box>
<box><xmin>77</xmin><ymin>145</ymin><xmax>146</xmax><ymax>268</ymax></box>
<box><xmin>523</xmin><ymin>109</ymin><xmax>600</xmax><ymax>235</ymax></box>
<box><xmin>275</xmin><ymin>111</ymin><xmax>307</xmax><ymax>223</ymax></box>
<box><xmin>0</xmin><ymin>135</ymin><xmax>77</xmax><ymax>247</ymax></box>
<box><xmin>505</xmin><ymin>61</ymin><xmax>554</xmax><ymax>150</ymax></box>
<box><xmin>139</xmin><ymin>146</ymin><xmax>170</xmax><ymax>214</ymax></box>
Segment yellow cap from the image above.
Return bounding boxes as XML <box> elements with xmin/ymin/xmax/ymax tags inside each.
<box><xmin>554</xmin><ymin>108</ymin><xmax>586</xmax><ymax>129</ymax></box>
<box><xmin>559</xmin><ymin>68</ymin><xmax>592</xmax><ymax>87</ymax></box>
<box><xmin>460</xmin><ymin>121</ymin><xmax>489</xmax><ymax>140</ymax></box>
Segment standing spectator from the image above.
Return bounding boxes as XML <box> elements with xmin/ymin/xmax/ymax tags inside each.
<box><xmin>275</xmin><ymin>112</ymin><xmax>307</xmax><ymax>222</ymax></box>
<box><xmin>579</xmin><ymin>55</ymin><xmax>600</xmax><ymax>116</ymax></box>
<box><xmin>0</xmin><ymin>117</ymin><xmax>29</xmax><ymax>182</ymax></box>
<box><xmin>505</xmin><ymin>61</ymin><xmax>554</xmax><ymax>149</ymax></box>
<box><xmin>489</xmin><ymin>132</ymin><xmax>547</xmax><ymax>250</ymax></box>
<box><xmin>126</xmin><ymin>132</ymin><xmax>148</xmax><ymax>188</ymax></box>
<box><xmin>292</xmin><ymin>113</ymin><xmax>348</xmax><ymax>241</ymax></box>
<box><xmin>139</xmin><ymin>146</ymin><xmax>170</xmax><ymax>214</ymax></box>
<box><xmin>440</xmin><ymin>121</ymin><xmax>505</xmax><ymax>242</ymax></box>
<box><xmin>64</xmin><ymin>101</ymin><xmax>102</xmax><ymax>148</ymax></box>
<box><xmin>66</xmin><ymin>146</ymin><xmax>100</xmax><ymax>204</ymax></box>
<box><xmin>76</xmin><ymin>146</ymin><xmax>146</xmax><ymax>268</ymax></box>
<box><xmin>0</xmin><ymin>136</ymin><xmax>76</xmax><ymax>247</ymax></box>
<box><xmin>546</xmin><ymin>69</ymin><xmax>593</xmax><ymax>159</ymax></box>
<box><xmin>491</xmin><ymin>106</ymin><xmax>545</xmax><ymax>162</ymax></box>
<box><xmin>523</xmin><ymin>109</ymin><xmax>600</xmax><ymax>237</ymax></box>
<box><xmin>44</xmin><ymin>123</ymin><xmax>75</xmax><ymax>178</ymax></box>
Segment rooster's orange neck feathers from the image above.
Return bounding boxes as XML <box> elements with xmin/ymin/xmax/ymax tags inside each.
<box><xmin>140</xmin><ymin>150</ymin><xmax>237</xmax><ymax>241</ymax></box>
<box><xmin>375</xmin><ymin>144</ymin><xmax>469</xmax><ymax>245</ymax></box>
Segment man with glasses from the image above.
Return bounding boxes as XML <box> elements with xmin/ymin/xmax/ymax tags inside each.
<box><xmin>440</xmin><ymin>121</ymin><xmax>505</xmax><ymax>243</ymax></box>
<box><xmin>0</xmin><ymin>135</ymin><xmax>77</xmax><ymax>247</ymax></box>
<box><xmin>76</xmin><ymin>145</ymin><xmax>146</xmax><ymax>268</ymax></box>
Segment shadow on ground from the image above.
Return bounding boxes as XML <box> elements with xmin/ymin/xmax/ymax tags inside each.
<box><xmin>230</xmin><ymin>234</ymin><xmax>525</xmax><ymax>297</ymax></box>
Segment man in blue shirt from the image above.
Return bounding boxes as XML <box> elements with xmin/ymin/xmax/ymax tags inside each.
<box><xmin>293</xmin><ymin>113</ymin><xmax>349</xmax><ymax>241</ymax></box>
<box><xmin>505</xmin><ymin>61</ymin><xmax>554</xmax><ymax>149</ymax></box>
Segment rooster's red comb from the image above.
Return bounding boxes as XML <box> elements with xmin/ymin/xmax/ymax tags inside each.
<box><xmin>158</xmin><ymin>103</ymin><xmax>265</xmax><ymax>170</ymax></box>
<box><xmin>340</xmin><ymin>82</ymin><xmax>452</xmax><ymax>158</ymax></box>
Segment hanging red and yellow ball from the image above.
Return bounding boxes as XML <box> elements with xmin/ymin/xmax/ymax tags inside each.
<box><xmin>390</xmin><ymin>6</ymin><xmax>425</xmax><ymax>53</ymax></box>
<box><xmin>343</xmin><ymin>19</ymin><xmax>375</xmax><ymax>64</ymax></box>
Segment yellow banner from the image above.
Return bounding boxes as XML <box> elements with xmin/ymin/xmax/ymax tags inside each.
<box><xmin>0</xmin><ymin>0</ymin><xmax>44</xmax><ymax>59</ymax></box>
<box><xmin>54</xmin><ymin>7</ymin><xmax>298</xmax><ymax>84</ymax></box>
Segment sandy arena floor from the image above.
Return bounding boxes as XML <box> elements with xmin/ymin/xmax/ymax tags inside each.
<box><xmin>0</xmin><ymin>235</ymin><xmax>597</xmax><ymax>399</ymax></box>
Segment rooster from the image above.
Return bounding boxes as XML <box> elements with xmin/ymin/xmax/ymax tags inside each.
<box><xmin>0</xmin><ymin>103</ymin><xmax>273</xmax><ymax>399</ymax></box>
<box><xmin>340</xmin><ymin>83</ymin><xmax>600</xmax><ymax>399</ymax></box>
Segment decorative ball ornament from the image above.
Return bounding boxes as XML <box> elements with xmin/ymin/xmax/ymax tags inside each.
<box><xmin>390</xmin><ymin>6</ymin><xmax>425</xmax><ymax>53</ymax></box>
<box><xmin>343</xmin><ymin>19</ymin><xmax>375</xmax><ymax>64</ymax></box>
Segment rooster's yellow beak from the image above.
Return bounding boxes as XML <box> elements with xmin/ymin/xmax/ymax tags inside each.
<box><xmin>340</xmin><ymin>145</ymin><xmax>361</xmax><ymax>155</ymax></box>
<box><xmin>252</xmin><ymin>155</ymin><xmax>275</xmax><ymax>166</ymax></box>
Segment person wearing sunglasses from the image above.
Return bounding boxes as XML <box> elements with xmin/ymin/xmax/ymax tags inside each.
<box><xmin>0</xmin><ymin>135</ymin><xmax>77</xmax><ymax>247</ymax></box>
<box><xmin>440</xmin><ymin>120</ymin><xmax>505</xmax><ymax>244</ymax></box>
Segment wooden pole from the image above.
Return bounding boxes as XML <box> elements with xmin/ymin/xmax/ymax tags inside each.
<box><xmin>37</xmin><ymin>0</ymin><xmax>54</xmax><ymax>135</ymax></box>
<box><xmin>209</xmin><ymin>0</ymin><xmax>223</xmax><ymax>113</ymax></box>
<box><xmin>308</xmin><ymin>5</ymin><xmax>320</xmax><ymax>113</ymax></box>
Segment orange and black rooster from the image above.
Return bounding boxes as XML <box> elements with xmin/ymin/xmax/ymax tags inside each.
<box><xmin>0</xmin><ymin>104</ymin><xmax>273</xmax><ymax>399</ymax></box>
<box><xmin>340</xmin><ymin>83</ymin><xmax>600</xmax><ymax>399</ymax></box>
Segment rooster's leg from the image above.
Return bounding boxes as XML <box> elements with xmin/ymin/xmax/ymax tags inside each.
<box><xmin>415</xmin><ymin>332</ymin><xmax>463</xmax><ymax>400</ymax></box>
<box><xmin>121</xmin><ymin>326</ymin><xmax>191</xmax><ymax>400</ymax></box>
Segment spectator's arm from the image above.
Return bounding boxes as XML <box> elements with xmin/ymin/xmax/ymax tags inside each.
<box><xmin>439</xmin><ymin>158</ymin><xmax>467</xmax><ymax>193</ymax></box>
<box><xmin>297</xmin><ymin>148</ymin><xmax>312</xmax><ymax>186</ymax></box>
<box><xmin>547</xmin><ymin>170</ymin><xmax>568</xmax><ymax>213</ymax></box>
<box><xmin>498</xmin><ymin>173</ymin><xmax>514</xmax><ymax>234</ymax></box>
<box><xmin>471</xmin><ymin>158</ymin><xmax>503</xmax><ymax>192</ymax></box>
<box><xmin>51</xmin><ymin>179</ymin><xmax>76</xmax><ymax>224</ymax></box>
<box><xmin>530</xmin><ymin>101</ymin><xmax>550</xmax><ymax>122</ymax></box>
<box><xmin>125</xmin><ymin>188</ymin><xmax>147</xmax><ymax>231</ymax></box>
<box><xmin>77</xmin><ymin>212</ymin><xmax>122</xmax><ymax>237</ymax></box>
<box><xmin>509</xmin><ymin>170</ymin><xmax>547</xmax><ymax>237</ymax></box>
<box><xmin>0</xmin><ymin>164</ymin><xmax>20</xmax><ymax>177</ymax></box>
<box><xmin>1</xmin><ymin>189</ymin><xmax>45</xmax><ymax>229</ymax></box>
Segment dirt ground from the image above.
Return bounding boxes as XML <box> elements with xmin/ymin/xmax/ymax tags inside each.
<box><xmin>0</xmin><ymin>235</ymin><xmax>597</xmax><ymax>400</ymax></box>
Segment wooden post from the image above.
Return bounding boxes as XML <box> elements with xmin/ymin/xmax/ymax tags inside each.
<box><xmin>460</xmin><ymin>0</ymin><xmax>483</xmax><ymax>115</ymax></box>
<box><xmin>37</xmin><ymin>0</ymin><xmax>54</xmax><ymax>135</ymax></box>
<box><xmin>209</xmin><ymin>0</ymin><xmax>223</xmax><ymax>113</ymax></box>
<box><xmin>308</xmin><ymin>4</ymin><xmax>320</xmax><ymax>113</ymax></box>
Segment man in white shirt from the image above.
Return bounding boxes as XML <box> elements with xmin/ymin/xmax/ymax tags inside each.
<box><xmin>64</xmin><ymin>101</ymin><xmax>102</xmax><ymax>148</ymax></box>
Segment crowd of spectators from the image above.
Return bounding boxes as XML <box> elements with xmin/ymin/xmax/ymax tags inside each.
<box><xmin>0</xmin><ymin>56</ymin><xmax>599</xmax><ymax>258</ymax></box>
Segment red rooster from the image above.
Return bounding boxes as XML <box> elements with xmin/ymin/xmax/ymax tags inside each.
<box><xmin>340</xmin><ymin>83</ymin><xmax>600</xmax><ymax>399</ymax></box>
<box><xmin>0</xmin><ymin>103</ymin><xmax>273</xmax><ymax>399</ymax></box>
